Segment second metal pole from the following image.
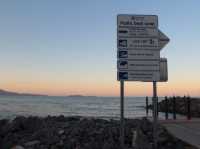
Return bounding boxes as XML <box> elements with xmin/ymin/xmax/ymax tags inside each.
<box><xmin>153</xmin><ymin>81</ymin><xmax>158</xmax><ymax>149</ymax></box>
<box><xmin>120</xmin><ymin>80</ymin><xmax>124</xmax><ymax>149</ymax></box>
<box><xmin>146</xmin><ymin>96</ymin><xmax>149</xmax><ymax>116</ymax></box>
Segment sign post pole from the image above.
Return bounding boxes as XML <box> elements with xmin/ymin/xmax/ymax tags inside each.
<box><xmin>120</xmin><ymin>80</ymin><xmax>124</xmax><ymax>149</ymax></box>
<box><xmin>117</xmin><ymin>14</ymin><xmax>169</xmax><ymax>149</ymax></box>
<box><xmin>153</xmin><ymin>81</ymin><xmax>158</xmax><ymax>149</ymax></box>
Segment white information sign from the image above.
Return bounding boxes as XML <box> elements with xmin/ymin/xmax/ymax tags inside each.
<box><xmin>117</xmin><ymin>14</ymin><xmax>169</xmax><ymax>82</ymax></box>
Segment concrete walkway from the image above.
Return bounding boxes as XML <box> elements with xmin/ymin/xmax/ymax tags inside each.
<box><xmin>159</xmin><ymin>119</ymin><xmax>200</xmax><ymax>149</ymax></box>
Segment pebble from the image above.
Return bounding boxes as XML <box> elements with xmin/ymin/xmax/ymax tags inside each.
<box><xmin>58</xmin><ymin>129</ymin><xmax>65</xmax><ymax>135</ymax></box>
<box><xmin>24</xmin><ymin>140</ymin><xmax>40</xmax><ymax>146</ymax></box>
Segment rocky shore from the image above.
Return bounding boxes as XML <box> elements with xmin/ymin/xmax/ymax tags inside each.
<box><xmin>150</xmin><ymin>97</ymin><xmax>200</xmax><ymax>117</ymax></box>
<box><xmin>0</xmin><ymin>116</ymin><xmax>196</xmax><ymax>149</ymax></box>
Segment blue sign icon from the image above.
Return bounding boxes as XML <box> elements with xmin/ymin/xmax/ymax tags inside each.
<box><xmin>118</xmin><ymin>39</ymin><xmax>127</xmax><ymax>47</ymax></box>
<box><xmin>118</xmin><ymin>30</ymin><xmax>128</xmax><ymax>34</ymax></box>
<box><xmin>118</xmin><ymin>51</ymin><xmax>128</xmax><ymax>58</ymax></box>
<box><xmin>118</xmin><ymin>61</ymin><xmax>128</xmax><ymax>69</ymax></box>
<box><xmin>118</xmin><ymin>72</ymin><xmax>128</xmax><ymax>80</ymax></box>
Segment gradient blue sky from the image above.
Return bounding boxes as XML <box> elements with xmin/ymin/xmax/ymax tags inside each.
<box><xmin>0</xmin><ymin>0</ymin><xmax>200</xmax><ymax>96</ymax></box>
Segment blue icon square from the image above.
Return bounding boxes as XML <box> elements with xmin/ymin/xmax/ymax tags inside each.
<box><xmin>118</xmin><ymin>51</ymin><xmax>128</xmax><ymax>58</ymax></box>
<box><xmin>118</xmin><ymin>72</ymin><xmax>128</xmax><ymax>80</ymax></box>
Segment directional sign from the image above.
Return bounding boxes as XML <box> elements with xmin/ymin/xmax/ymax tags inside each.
<box><xmin>159</xmin><ymin>30</ymin><xmax>170</xmax><ymax>50</ymax></box>
<box><xmin>118</xmin><ymin>26</ymin><xmax>158</xmax><ymax>38</ymax></box>
<box><xmin>118</xmin><ymin>38</ymin><xmax>159</xmax><ymax>49</ymax></box>
<box><xmin>118</xmin><ymin>60</ymin><xmax>160</xmax><ymax>71</ymax></box>
<box><xmin>118</xmin><ymin>31</ymin><xmax>169</xmax><ymax>50</ymax></box>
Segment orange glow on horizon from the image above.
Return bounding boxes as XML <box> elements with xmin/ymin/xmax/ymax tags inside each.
<box><xmin>1</xmin><ymin>73</ymin><xmax>200</xmax><ymax>97</ymax></box>
<box><xmin>1</xmin><ymin>79</ymin><xmax>199</xmax><ymax>97</ymax></box>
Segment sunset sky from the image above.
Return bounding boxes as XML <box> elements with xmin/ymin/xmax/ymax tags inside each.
<box><xmin>0</xmin><ymin>0</ymin><xmax>200</xmax><ymax>97</ymax></box>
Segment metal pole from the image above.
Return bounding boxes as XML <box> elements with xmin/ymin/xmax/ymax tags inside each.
<box><xmin>153</xmin><ymin>81</ymin><xmax>158</xmax><ymax>149</ymax></box>
<box><xmin>120</xmin><ymin>80</ymin><xmax>124</xmax><ymax>149</ymax></box>
<box><xmin>146</xmin><ymin>96</ymin><xmax>149</xmax><ymax>116</ymax></box>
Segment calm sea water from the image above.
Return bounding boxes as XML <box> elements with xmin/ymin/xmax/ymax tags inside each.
<box><xmin>0</xmin><ymin>95</ymin><xmax>165</xmax><ymax>120</ymax></box>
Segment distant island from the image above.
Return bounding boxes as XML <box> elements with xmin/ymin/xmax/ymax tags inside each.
<box><xmin>67</xmin><ymin>94</ymin><xmax>85</xmax><ymax>97</ymax></box>
<box><xmin>67</xmin><ymin>94</ymin><xmax>97</xmax><ymax>98</ymax></box>
<box><xmin>0</xmin><ymin>89</ymin><xmax>97</xmax><ymax>98</ymax></box>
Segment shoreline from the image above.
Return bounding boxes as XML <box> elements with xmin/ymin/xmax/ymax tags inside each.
<box><xmin>0</xmin><ymin>115</ymin><xmax>197</xmax><ymax>149</ymax></box>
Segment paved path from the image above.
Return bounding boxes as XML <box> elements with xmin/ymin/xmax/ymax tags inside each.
<box><xmin>159</xmin><ymin>119</ymin><xmax>200</xmax><ymax>149</ymax></box>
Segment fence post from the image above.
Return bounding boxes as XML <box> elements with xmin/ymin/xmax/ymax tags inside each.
<box><xmin>187</xmin><ymin>96</ymin><xmax>191</xmax><ymax>120</ymax></box>
<box><xmin>173</xmin><ymin>96</ymin><xmax>176</xmax><ymax>120</ymax></box>
<box><xmin>157</xmin><ymin>97</ymin><xmax>159</xmax><ymax>116</ymax></box>
<box><xmin>165</xmin><ymin>96</ymin><xmax>168</xmax><ymax>120</ymax></box>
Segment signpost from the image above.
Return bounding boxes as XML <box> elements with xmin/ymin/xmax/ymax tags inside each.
<box><xmin>117</xmin><ymin>14</ymin><xmax>169</xmax><ymax>149</ymax></box>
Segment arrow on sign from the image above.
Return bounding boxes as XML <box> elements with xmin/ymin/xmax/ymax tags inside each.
<box><xmin>159</xmin><ymin>29</ymin><xmax>170</xmax><ymax>50</ymax></box>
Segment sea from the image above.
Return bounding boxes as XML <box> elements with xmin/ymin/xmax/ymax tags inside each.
<box><xmin>0</xmin><ymin>95</ymin><xmax>166</xmax><ymax>120</ymax></box>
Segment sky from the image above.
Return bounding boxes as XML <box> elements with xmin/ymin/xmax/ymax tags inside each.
<box><xmin>0</xmin><ymin>0</ymin><xmax>200</xmax><ymax>97</ymax></box>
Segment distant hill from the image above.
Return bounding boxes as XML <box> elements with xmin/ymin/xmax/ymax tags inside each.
<box><xmin>0</xmin><ymin>89</ymin><xmax>98</xmax><ymax>98</ymax></box>
<box><xmin>0</xmin><ymin>89</ymin><xmax>47</xmax><ymax>97</ymax></box>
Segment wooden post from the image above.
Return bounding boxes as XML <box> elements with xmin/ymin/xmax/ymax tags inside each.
<box><xmin>187</xmin><ymin>96</ymin><xmax>191</xmax><ymax>120</ymax></box>
<box><xmin>157</xmin><ymin>97</ymin><xmax>159</xmax><ymax>116</ymax></box>
<box><xmin>173</xmin><ymin>96</ymin><xmax>176</xmax><ymax>120</ymax></box>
